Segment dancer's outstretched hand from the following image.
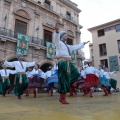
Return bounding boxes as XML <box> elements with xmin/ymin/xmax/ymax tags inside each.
<box><xmin>84</xmin><ymin>41</ymin><xmax>90</xmax><ymax>45</ymax></box>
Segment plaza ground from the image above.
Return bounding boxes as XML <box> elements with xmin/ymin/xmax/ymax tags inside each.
<box><xmin>0</xmin><ymin>92</ymin><xmax>120</xmax><ymax>120</ymax></box>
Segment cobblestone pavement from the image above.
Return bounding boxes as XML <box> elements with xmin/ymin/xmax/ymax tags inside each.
<box><xmin>0</xmin><ymin>92</ymin><xmax>120</xmax><ymax>120</ymax></box>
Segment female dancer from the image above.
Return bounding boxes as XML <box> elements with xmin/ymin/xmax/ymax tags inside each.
<box><xmin>82</xmin><ymin>62</ymin><xmax>100</xmax><ymax>97</ymax></box>
<box><xmin>26</xmin><ymin>64</ymin><xmax>45</xmax><ymax>98</ymax></box>
<box><xmin>99</xmin><ymin>65</ymin><xmax>110</xmax><ymax>96</ymax></box>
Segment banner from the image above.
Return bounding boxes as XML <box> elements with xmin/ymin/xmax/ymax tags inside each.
<box><xmin>46</xmin><ymin>42</ymin><xmax>55</xmax><ymax>59</ymax></box>
<box><xmin>71</xmin><ymin>50</ymin><xmax>76</xmax><ymax>63</ymax></box>
<box><xmin>109</xmin><ymin>55</ymin><xmax>119</xmax><ymax>71</ymax></box>
<box><xmin>17</xmin><ymin>33</ymin><xmax>29</xmax><ymax>55</ymax></box>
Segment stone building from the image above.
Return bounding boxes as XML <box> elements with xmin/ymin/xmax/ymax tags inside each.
<box><xmin>0</xmin><ymin>0</ymin><xmax>83</xmax><ymax>72</ymax></box>
<box><xmin>88</xmin><ymin>19</ymin><xmax>120</xmax><ymax>87</ymax></box>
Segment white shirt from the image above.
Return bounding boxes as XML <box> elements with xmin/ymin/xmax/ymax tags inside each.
<box><xmin>99</xmin><ymin>69</ymin><xmax>104</xmax><ymax>77</ymax></box>
<box><xmin>0</xmin><ymin>69</ymin><xmax>17</xmax><ymax>77</ymax></box>
<box><xmin>84</xmin><ymin>66</ymin><xmax>96</xmax><ymax>75</ymax></box>
<box><xmin>44</xmin><ymin>70</ymin><xmax>52</xmax><ymax>79</ymax></box>
<box><xmin>95</xmin><ymin>68</ymin><xmax>100</xmax><ymax>77</ymax></box>
<box><xmin>103</xmin><ymin>71</ymin><xmax>115</xmax><ymax>79</ymax></box>
<box><xmin>51</xmin><ymin>64</ymin><xmax>58</xmax><ymax>74</ymax></box>
<box><xmin>26</xmin><ymin>69</ymin><xmax>45</xmax><ymax>78</ymax></box>
<box><xmin>80</xmin><ymin>70</ymin><xmax>86</xmax><ymax>78</ymax></box>
<box><xmin>53</xmin><ymin>32</ymin><xmax>84</xmax><ymax>58</ymax></box>
<box><xmin>4</xmin><ymin>61</ymin><xmax>36</xmax><ymax>72</ymax></box>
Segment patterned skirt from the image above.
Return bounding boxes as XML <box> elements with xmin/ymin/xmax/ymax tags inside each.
<box><xmin>82</xmin><ymin>74</ymin><xmax>100</xmax><ymax>89</ymax></box>
<box><xmin>42</xmin><ymin>71</ymin><xmax>58</xmax><ymax>89</ymax></box>
<box><xmin>27</xmin><ymin>75</ymin><xmax>42</xmax><ymax>89</ymax></box>
<box><xmin>99</xmin><ymin>76</ymin><xmax>111</xmax><ymax>87</ymax></box>
<box><xmin>75</xmin><ymin>77</ymin><xmax>85</xmax><ymax>89</ymax></box>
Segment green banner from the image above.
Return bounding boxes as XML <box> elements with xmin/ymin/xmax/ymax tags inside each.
<box><xmin>71</xmin><ymin>50</ymin><xmax>76</xmax><ymax>63</ymax></box>
<box><xmin>46</xmin><ymin>42</ymin><xmax>55</xmax><ymax>59</ymax></box>
<box><xmin>17</xmin><ymin>33</ymin><xmax>29</xmax><ymax>55</ymax></box>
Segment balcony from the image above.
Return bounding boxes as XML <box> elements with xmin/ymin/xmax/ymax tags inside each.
<box><xmin>0</xmin><ymin>27</ymin><xmax>46</xmax><ymax>47</ymax></box>
<box><xmin>66</xmin><ymin>14</ymin><xmax>73</xmax><ymax>21</ymax></box>
<box><xmin>44</xmin><ymin>2</ymin><xmax>53</xmax><ymax>11</ymax></box>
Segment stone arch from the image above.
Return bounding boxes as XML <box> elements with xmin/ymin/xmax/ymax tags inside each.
<box><xmin>14</xmin><ymin>9</ymin><xmax>30</xmax><ymax>20</ymax></box>
<box><xmin>7</xmin><ymin>56</ymin><xmax>28</xmax><ymax>62</ymax></box>
<box><xmin>40</xmin><ymin>61</ymin><xmax>54</xmax><ymax>72</ymax></box>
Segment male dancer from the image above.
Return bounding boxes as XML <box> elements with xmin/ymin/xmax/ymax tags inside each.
<box><xmin>0</xmin><ymin>64</ymin><xmax>17</xmax><ymax>96</ymax></box>
<box><xmin>3</xmin><ymin>53</ymin><xmax>36</xmax><ymax>99</ymax></box>
<box><xmin>54</xmin><ymin>22</ymin><xmax>89</xmax><ymax>104</ymax></box>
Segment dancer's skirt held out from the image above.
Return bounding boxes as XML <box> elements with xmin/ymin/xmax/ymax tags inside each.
<box><xmin>99</xmin><ymin>76</ymin><xmax>111</xmax><ymax>87</ymax></box>
<box><xmin>42</xmin><ymin>71</ymin><xmax>58</xmax><ymax>89</ymax></box>
<box><xmin>27</xmin><ymin>75</ymin><xmax>42</xmax><ymax>89</ymax></box>
<box><xmin>82</xmin><ymin>74</ymin><xmax>100</xmax><ymax>89</ymax></box>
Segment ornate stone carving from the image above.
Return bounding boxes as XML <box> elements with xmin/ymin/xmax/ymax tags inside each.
<box><xmin>42</xmin><ymin>21</ymin><xmax>54</xmax><ymax>29</ymax></box>
<box><xmin>34</xmin><ymin>10</ymin><xmax>40</xmax><ymax>16</ymax></box>
<box><xmin>14</xmin><ymin>9</ymin><xmax>30</xmax><ymax>20</ymax></box>
<box><xmin>4</xmin><ymin>0</ymin><xmax>12</xmax><ymax>6</ymax></box>
<box><xmin>21</xmin><ymin>2</ymin><xmax>26</xmax><ymax>8</ymax></box>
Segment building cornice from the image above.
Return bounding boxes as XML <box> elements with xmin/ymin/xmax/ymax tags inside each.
<box><xmin>26</xmin><ymin>0</ymin><xmax>80</xmax><ymax>26</ymax></box>
<box><xmin>58</xmin><ymin>0</ymin><xmax>81</xmax><ymax>13</ymax></box>
<box><xmin>88</xmin><ymin>18</ymin><xmax>120</xmax><ymax>31</ymax></box>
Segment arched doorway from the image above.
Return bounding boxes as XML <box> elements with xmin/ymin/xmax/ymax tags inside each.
<box><xmin>40</xmin><ymin>63</ymin><xmax>53</xmax><ymax>72</ymax></box>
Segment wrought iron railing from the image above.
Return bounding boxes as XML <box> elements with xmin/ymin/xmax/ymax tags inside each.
<box><xmin>0</xmin><ymin>27</ymin><xmax>47</xmax><ymax>47</ymax></box>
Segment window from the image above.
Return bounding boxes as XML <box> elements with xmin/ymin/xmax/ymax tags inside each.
<box><xmin>117</xmin><ymin>40</ymin><xmax>120</xmax><ymax>53</ymax></box>
<box><xmin>66</xmin><ymin>11</ymin><xmax>71</xmax><ymax>20</ymax></box>
<box><xmin>99</xmin><ymin>43</ymin><xmax>107</xmax><ymax>56</ymax></box>
<box><xmin>100</xmin><ymin>59</ymin><xmax>108</xmax><ymax>68</ymax></box>
<box><xmin>14</xmin><ymin>19</ymin><xmax>27</xmax><ymax>38</ymax></box>
<box><xmin>97</xmin><ymin>29</ymin><xmax>105</xmax><ymax>37</ymax></box>
<box><xmin>44</xmin><ymin>0</ymin><xmax>53</xmax><ymax>10</ymax></box>
<box><xmin>116</xmin><ymin>24</ymin><xmax>120</xmax><ymax>32</ymax></box>
<box><xmin>66</xmin><ymin>38</ymin><xmax>73</xmax><ymax>45</ymax></box>
<box><xmin>104</xmin><ymin>26</ymin><xmax>115</xmax><ymax>32</ymax></box>
<box><xmin>45</xmin><ymin>0</ymin><xmax>51</xmax><ymax>5</ymax></box>
<box><xmin>44</xmin><ymin>30</ymin><xmax>52</xmax><ymax>42</ymax></box>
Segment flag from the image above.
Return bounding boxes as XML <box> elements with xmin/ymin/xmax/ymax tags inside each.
<box><xmin>71</xmin><ymin>50</ymin><xmax>76</xmax><ymax>63</ymax></box>
<box><xmin>46</xmin><ymin>42</ymin><xmax>55</xmax><ymax>59</ymax></box>
<box><xmin>17</xmin><ymin>33</ymin><xmax>29</xmax><ymax>55</ymax></box>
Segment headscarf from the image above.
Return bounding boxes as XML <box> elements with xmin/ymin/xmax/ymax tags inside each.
<box><xmin>87</xmin><ymin>61</ymin><xmax>92</xmax><ymax>66</ymax></box>
<box><xmin>16</xmin><ymin>53</ymin><xmax>23</xmax><ymax>59</ymax></box>
<box><xmin>60</xmin><ymin>31</ymin><xmax>67</xmax><ymax>39</ymax></box>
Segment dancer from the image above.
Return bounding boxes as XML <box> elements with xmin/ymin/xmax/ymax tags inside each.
<box><xmin>54</xmin><ymin>22</ymin><xmax>89</xmax><ymax>104</ymax></box>
<box><xmin>42</xmin><ymin>62</ymin><xmax>58</xmax><ymax>96</ymax></box>
<box><xmin>3</xmin><ymin>53</ymin><xmax>36</xmax><ymax>99</ymax></box>
<box><xmin>83</xmin><ymin>62</ymin><xmax>100</xmax><ymax>97</ymax></box>
<box><xmin>0</xmin><ymin>64</ymin><xmax>17</xmax><ymax>97</ymax></box>
<box><xmin>99</xmin><ymin>65</ymin><xmax>110</xmax><ymax>96</ymax></box>
<box><xmin>69</xmin><ymin>66</ymin><xmax>86</xmax><ymax>96</ymax></box>
<box><xmin>103</xmin><ymin>68</ymin><xmax>117</xmax><ymax>94</ymax></box>
<box><xmin>26</xmin><ymin>64</ymin><xmax>45</xmax><ymax>98</ymax></box>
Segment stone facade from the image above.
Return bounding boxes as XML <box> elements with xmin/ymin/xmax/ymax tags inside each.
<box><xmin>88</xmin><ymin>19</ymin><xmax>120</xmax><ymax>87</ymax></box>
<box><xmin>0</xmin><ymin>0</ymin><xmax>83</xmax><ymax>71</ymax></box>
